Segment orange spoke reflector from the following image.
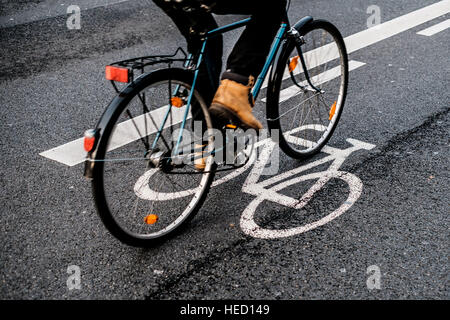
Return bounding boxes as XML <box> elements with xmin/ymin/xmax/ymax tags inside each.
<box><xmin>288</xmin><ymin>56</ymin><xmax>300</xmax><ymax>73</ymax></box>
<box><xmin>329</xmin><ymin>101</ymin><xmax>337</xmax><ymax>120</ymax></box>
<box><xmin>225</xmin><ymin>124</ymin><xmax>237</xmax><ymax>129</ymax></box>
<box><xmin>170</xmin><ymin>97</ymin><xmax>184</xmax><ymax>108</ymax></box>
<box><xmin>105</xmin><ymin>65</ymin><xmax>129</xmax><ymax>83</ymax></box>
<box><xmin>144</xmin><ymin>214</ymin><xmax>159</xmax><ymax>225</ymax></box>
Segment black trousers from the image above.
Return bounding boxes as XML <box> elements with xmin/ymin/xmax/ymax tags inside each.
<box><xmin>153</xmin><ymin>0</ymin><xmax>287</xmax><ymax>105</ymax></box>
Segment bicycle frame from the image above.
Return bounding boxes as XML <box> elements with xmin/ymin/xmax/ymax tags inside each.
<box><xmin>167</xmin><ymin>16</ymin><xmax>290</xmax><ymax>156</ymax></box>
<box><xmin>84</xmin><ymin>9</ymin><xmax>352</xmax><ymax>244</ymax></box>
<box><xmin>84</xmin><ymin>13</ymin><xmax>317</xmax><ymax>179</ymax></box>
<box><xmin>205</xmin><ymin>18</ymin><xmax>288</xmax><ymax>99</ymax></box>
<box><xmin>99</xmin><ymin>12</ymin><xmax>316</xmax><ymax>162</ymax></box>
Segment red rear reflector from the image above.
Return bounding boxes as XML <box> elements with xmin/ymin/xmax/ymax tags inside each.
<box><xmin>105</xmin><ymin>66</ymin><xmax>129</xmax><ymax>83</ymax></box>
<box><xmin>84</xmin><ymin>129</ymin><xmax>96</xmax><ymax>152</ymax></box>
<box><xmin>84</xmin><ymin>137</ymin><xmax>95</xmax><ymax>152</ymax></box>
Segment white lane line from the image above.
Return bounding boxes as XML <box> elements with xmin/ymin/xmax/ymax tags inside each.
<box><xmin>417</xmin><ymin>19</ymin><xmax>450</xmax><ymax>36</ymax></box>
<box><xmin>262</xmin><ymin>0</ymin><xmax>450</xmax><ymax>88</ymax></box>
<box><xmin>261</xmin><ymin>42</ymin><xmax>339</xmax><ymax>89</ymax></box>
<box><xmin>105</xmin><ymin>105</ymin><xmax>190</xmax><ymax>151</ymax></box>
<box><xmin>39</xmin><ymin>105</ymin><xmax>191</xmax><ymax>166</ymax></box>
<box><xmin>344</xmin><ymin>0</ymin><xmax>449</xmax><ymax>53</ymax></box>
<box><xmin>261</xmin><ymin>60</ymin><xmax>366</xmax><ymax>103</ymax></box>
<box><xmin>40</xmin><ymin>0</ymin><xmax>450</xmax><ymax>166</ymax></box>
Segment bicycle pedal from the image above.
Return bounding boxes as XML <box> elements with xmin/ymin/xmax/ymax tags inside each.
<box><xmin>225</xmin><ymin>124</ymin><xmax>238</xmax><ymax>130</ymax></box>
<box><xmin>210</xmin><ymin>104</ymin><xmax>248</xmax><ymax>131</ymax></box>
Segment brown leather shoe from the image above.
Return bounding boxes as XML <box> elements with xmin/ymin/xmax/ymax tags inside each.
<box><xmin>209</xmin><ymin>74</ymin><xmax>263</xmax><ymax>130</ymax></box>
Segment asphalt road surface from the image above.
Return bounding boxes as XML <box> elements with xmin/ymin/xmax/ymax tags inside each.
<box><xmin>0</xmin><ymin>0</ymin><xmax>449</xmax><ymax>300</ymax></box>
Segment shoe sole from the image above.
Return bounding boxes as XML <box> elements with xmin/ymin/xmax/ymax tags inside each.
<box><xmin>209</xmin><ymin>103</ymin><xmax>256</xmax><ymax>130</ymax></box>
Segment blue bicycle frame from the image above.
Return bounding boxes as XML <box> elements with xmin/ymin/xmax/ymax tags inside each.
<box><xmin>155</xmin><ymin>17</ymin><xmax>289</xmax><ymax>156</ymax></box>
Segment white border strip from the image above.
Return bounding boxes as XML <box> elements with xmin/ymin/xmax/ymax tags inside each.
<box><xmin>417</xmin><ymin>19</ymin><xmax>450</xmax><ymax>36</ymax></box>
<box><xmin>262</xmin><ymin>60</ymin><xmax>366</xmax><ymax>103</ymax></box>
<box><xmin>39</xmin><ymin>105</ymin><xmax>190</xmax><ymax>166</ymax></box>
<box><xmin>261</xmin><ymin>0</ymin><xmax>450</xmax><ymax>88</ymax></box>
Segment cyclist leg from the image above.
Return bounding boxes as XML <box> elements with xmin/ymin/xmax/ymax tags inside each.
<box><xmin>213</xmin><ymin>0</ymin><xmax>286</xmax><ymax>78</ymax></box>
<box><xmin>209</xmin><ymin>0</ymin><xmax>287</xmax><ymax>130</ymax></box>
<box><xmin>153</xmin><ymin>0</ymin><xmax>223</xmax><ymax>168</ymax></box>
<box><xmin>152</xmin><ymin>0</ymin><xmax>223</xmax><ymax>106</ymax></box>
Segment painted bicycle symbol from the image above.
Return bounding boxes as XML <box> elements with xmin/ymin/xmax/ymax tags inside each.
<box><xmin>135</xmin><ymin>125</ymin><xmax>375</xmax><ymax>239</ymax></box>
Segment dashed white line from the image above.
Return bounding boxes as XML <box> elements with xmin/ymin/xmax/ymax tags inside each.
<box><xmin>262</xmin><ymin>0</ymin><xmax>450</xmax><ymax>88</ymax></box>
<box><xmin>417</xmin><ymin>19</ymin><xmax>450</xmax><ymax>36</ymax></box>
<box><xmin>262</xmin><ymin>60</ymin><xmax>366</xmax><ymax>103</ymax></box>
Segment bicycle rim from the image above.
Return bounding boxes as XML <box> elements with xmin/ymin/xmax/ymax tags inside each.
<box><xmin>92</xmin><ymin>69</ymin><xmax>215</xmax><ymax>245</ymax></box>
<box><xmin>269</xmin><ymin>20</ymin><xmax>348</xmax><ymax>158</ymax></box>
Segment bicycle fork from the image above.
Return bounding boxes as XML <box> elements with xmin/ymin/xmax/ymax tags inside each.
<box><xmin>287</xmin><ymin>27</ymin><xmax>323</xmax><ymax>94</ymax></box>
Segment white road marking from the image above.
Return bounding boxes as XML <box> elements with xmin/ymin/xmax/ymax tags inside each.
<box><xmin>41</xmin><ymin>60</ymin><xmax>363</xmax><ymax>166</ymax></box>
<box><xmin>344</xmin><ymin>0</ymin><xmax>449</xmax><ymax>52</ymax></box>
<box><xmin>240</xmin><ymin>171</ymin><xmax>364</xmax><ymax>239</ymax></box>
<box><xmin>261</xmin><ymin>0</ymin><xmax>450</xmax><ymax>88</ymax></box>
<box><xmin>39</xmin><ymin>104</ymin><xmax>190</xmax><ymax>166</ymax></box>
<box><xmin>239</xmin><ymin>136</ymin><xmax>376</xmax><ymax>239</ymax></box>
<box><xmin>132</xmin><ymin>125</ymin><xmax>377</xmax><ymax>239</ymax></box>
<box><xmin>40</xmin><ymin>0</ymin><xmax>450</xmax><ymax>166</ymax></box>
<box><xmin>417</xmin><ymin>19</ymin><xmax>450</xmax><ymax>36</ymax></box>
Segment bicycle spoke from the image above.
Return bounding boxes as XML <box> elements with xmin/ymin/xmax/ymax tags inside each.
<box><xmin>137</xmin><ymin>93</ymin><xmax>172</xmax><ymax>151</ymax></box>
<box><xmin>94</xmin><ymin>73</ymin><xmax>215</xmax><ymax>245</ymax></box>
<box><xmin>274</xmin><ymin>21</ymin><xmax>347</xmax><ymax>157</ymax></box>
<box><xmin>125</xmin><ymin>108</ymin><xmax>150</xmax><ymax>151</ymax></box>
<box><xmin>142</xmin><ymin>92</ymin><xmax>149</xmax><ymax>148</ymax></box>
<box><xmin>168</xmin><ymin>76</ymin><xmax>174</xmax><ymax>150</ymax></box>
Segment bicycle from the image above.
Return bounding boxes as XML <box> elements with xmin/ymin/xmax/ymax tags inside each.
<box><xmin>83</xmin><ymin>3</ymin><xmax>349</xmax><ymax>247</ymax></box>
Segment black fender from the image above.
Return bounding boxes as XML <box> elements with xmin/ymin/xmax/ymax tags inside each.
<box><xmin>267</xmin><ymin>16</ymin><xmax>314</xmax><ymax>98</ymax></box>
<box><xmin>84</xmin><ymin>68</ymin><xmax>195</xmax><ymax>179</ymax></box>
<box><xmin>293</xmin><ymin>16</ymin><xmax>314</xmax><ymax>33</ymax></box>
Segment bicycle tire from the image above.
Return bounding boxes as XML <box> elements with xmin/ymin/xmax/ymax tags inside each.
<box><xmin>91</xmin><ymin>68</ymin><xmax>216</xmax><ymax>247</ymax></box>
<box><xmin>267</xmin><ymin>19</ymin><xmax>349</xmax><ymax>159</ymax></box>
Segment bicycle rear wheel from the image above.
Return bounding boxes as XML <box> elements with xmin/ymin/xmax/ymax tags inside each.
<box><xmin>90</xmin><ymin>68</ymin><xmax>215</xmax><ymax>247</ymax></box>
<box><xmin>267</xmin><ymin>19</ymin><xmax>349</xmax><ymax>159</ymax></box>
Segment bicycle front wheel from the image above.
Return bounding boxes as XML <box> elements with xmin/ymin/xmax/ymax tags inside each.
<box><xmin>267</xmin><ymin>19</ymin><xmax>349</xmax><ymax>159</ymax></box>
<box><xmin>91</xmin><ymin>68</ymin><xmax>215</xmax><ymax>247</ymax></box>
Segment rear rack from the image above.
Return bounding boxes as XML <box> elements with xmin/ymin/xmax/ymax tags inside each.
<box><xmin>106</xmin><ymin>47</ymin><xmax>192</xmax><ymax>92</ymax></box>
